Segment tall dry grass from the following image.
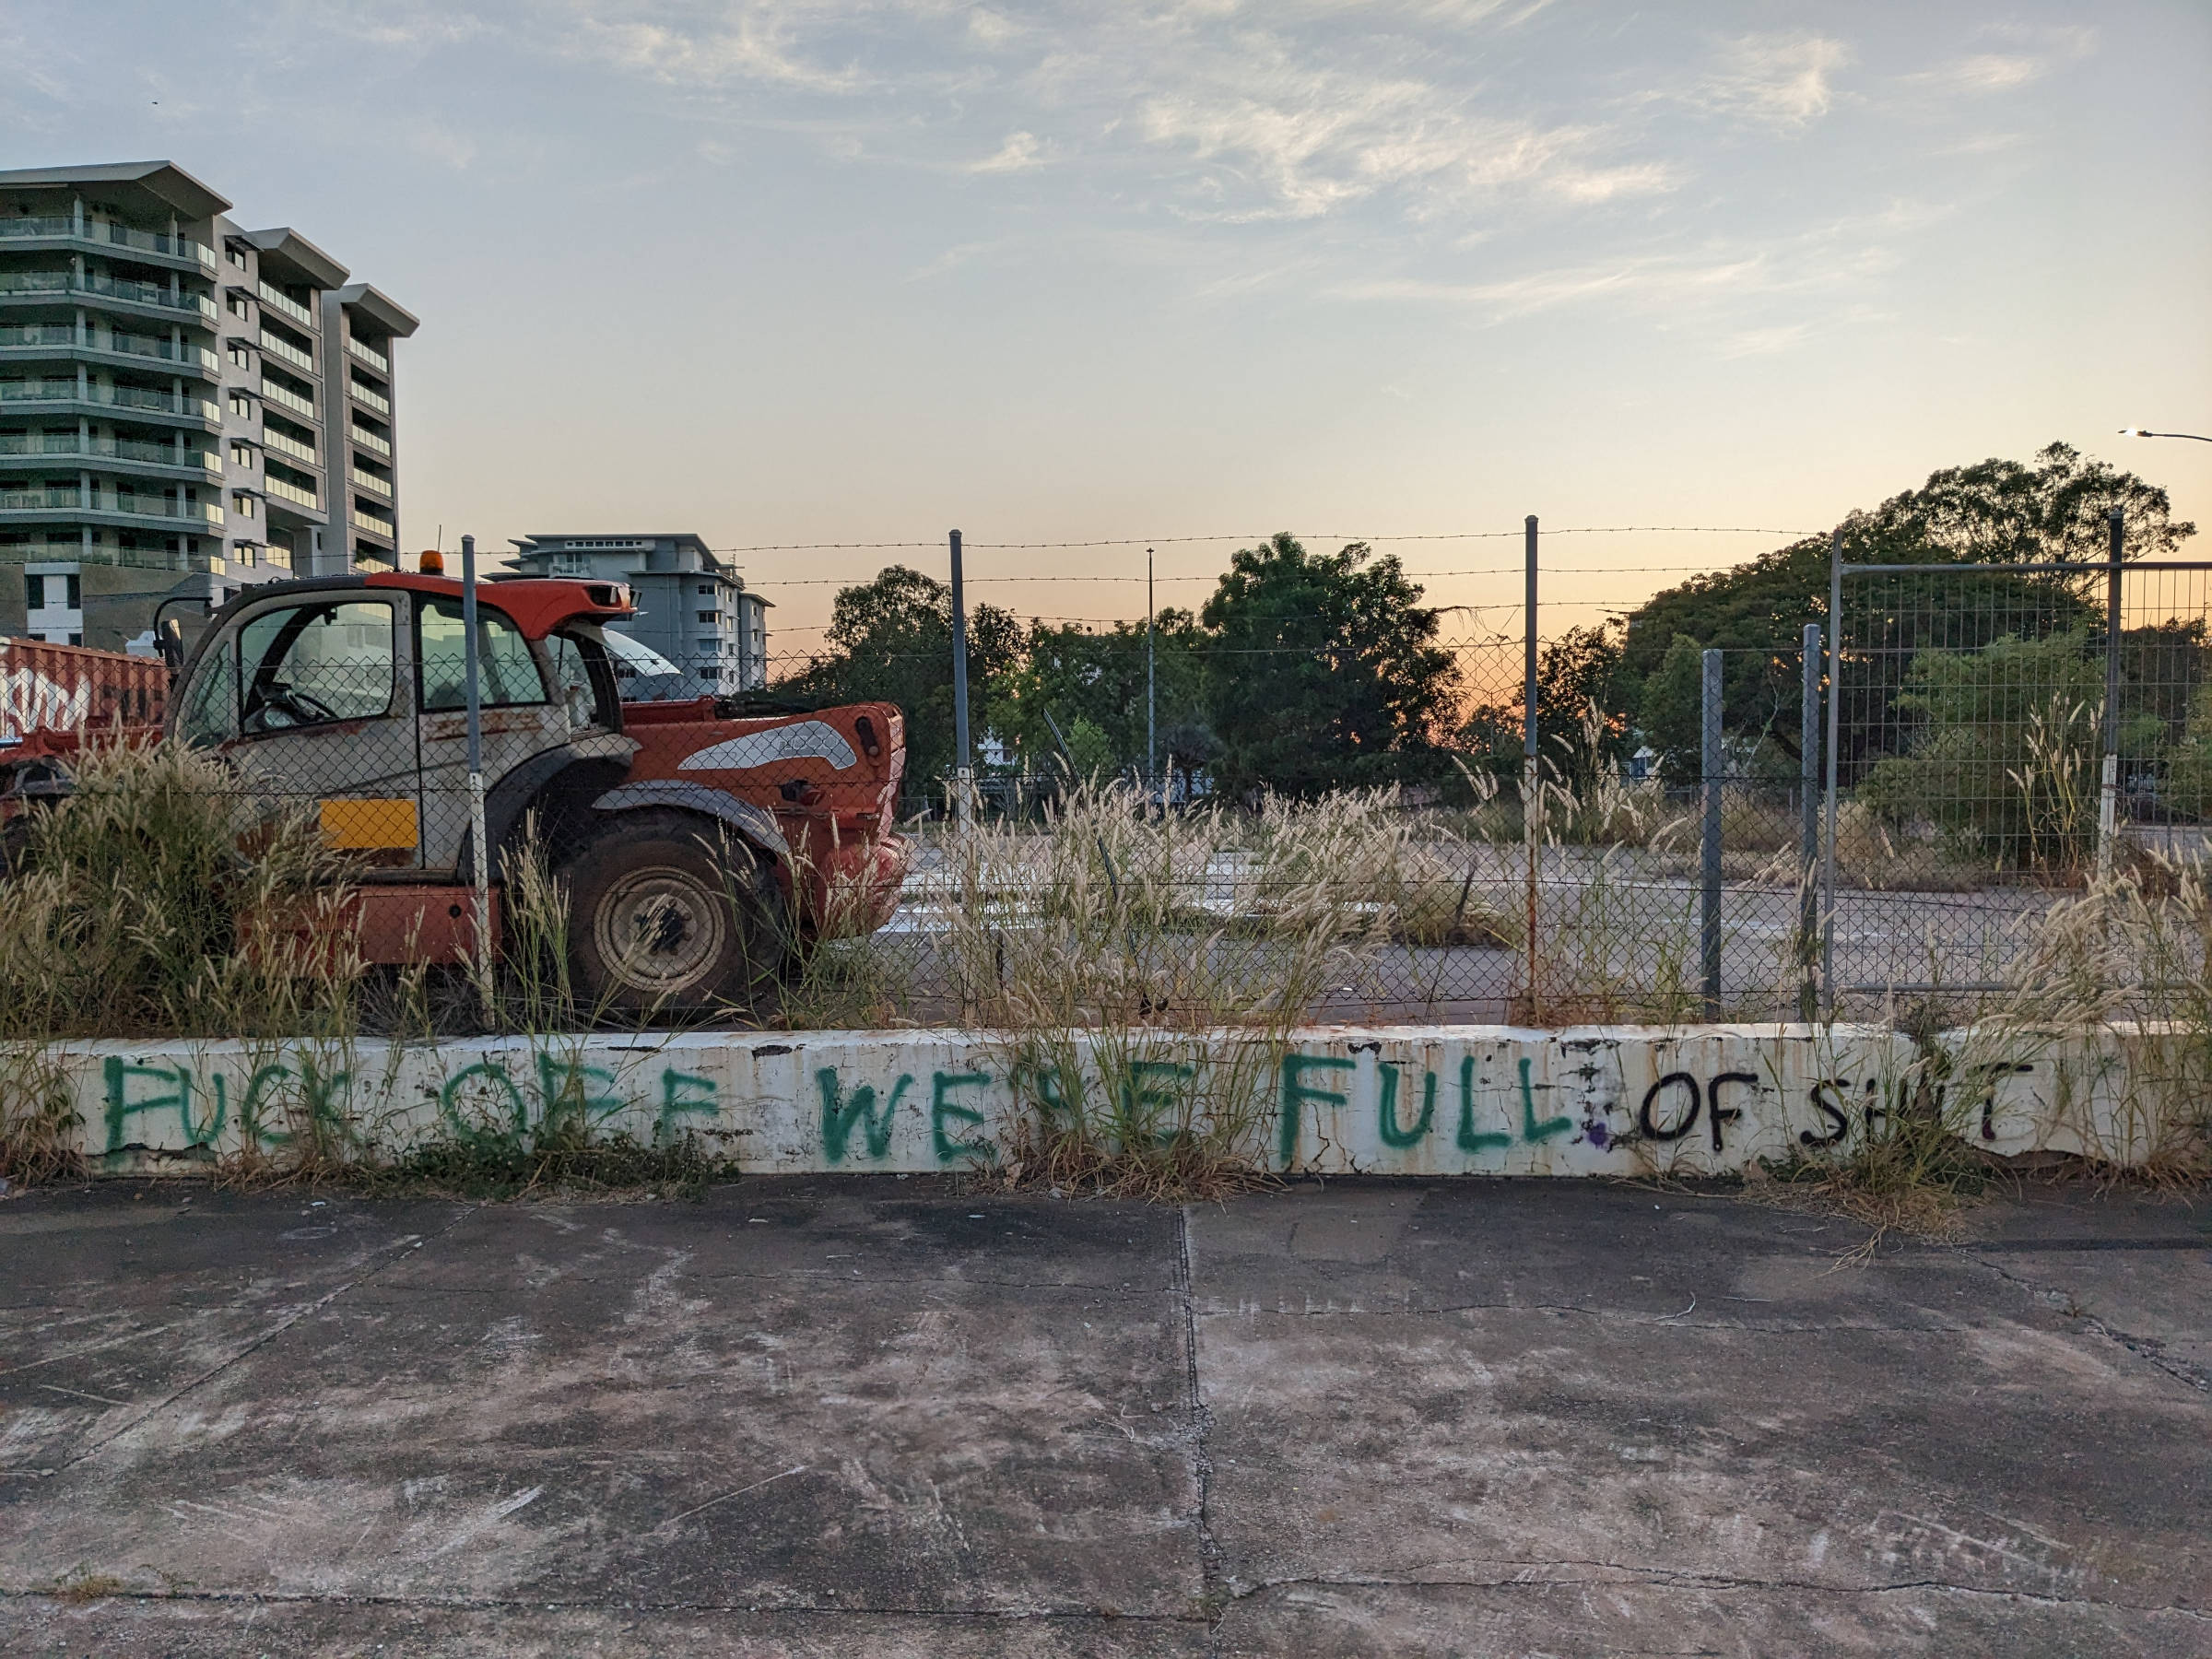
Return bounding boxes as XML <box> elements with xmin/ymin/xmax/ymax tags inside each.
<box><xmin>911</xmin><ymin>782</ymin><xmax>1512</xmax><ymax>1194</ymax></box>
<box><xmin>0</xmin><ymin>739</ymin><xmax>364</xmax><ymax>1182</ymax></box>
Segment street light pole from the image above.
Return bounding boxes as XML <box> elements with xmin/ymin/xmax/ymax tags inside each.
<box><xmin>2118</xmin><ymin>429</ymin><xmax>2212</xmax><ymax>443</ymax></box>
<box><xmin>1146</xmin><ymin>547</ymin><xmax>1156</xmax><ymax>810</ymax></box>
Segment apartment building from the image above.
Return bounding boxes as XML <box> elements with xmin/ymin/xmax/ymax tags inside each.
<box><xmin>507</xmin><ymin>533</ymin><xmax>771</xmax><ymax>690</ymax></box>
<box><xmin>0</xmin><ymin>160</ymin><xmax>415</xmax><ymax>649</ymax></box>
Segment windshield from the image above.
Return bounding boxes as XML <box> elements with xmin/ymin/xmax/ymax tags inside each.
<box><xmin>599</xmin><ymin>629</ymin><xmax>682</xmax><ymax>678</ymax></box>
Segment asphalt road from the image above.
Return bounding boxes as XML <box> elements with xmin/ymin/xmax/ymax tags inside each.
<box><xmin>2</xmin><ymin>1178</ymin><xmax>2207</xmax><ymax>1656</ymax></box>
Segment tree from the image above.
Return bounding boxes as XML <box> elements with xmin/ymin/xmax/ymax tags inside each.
<box><xmin>1855</xmin><ymin>632</ymin><xmax>2160</xmax><ymax>872</ymax></box>
<box><xmin>1611</xmin><ymin>442</ymin><xmax>2189</xmax><ymax>780</ymax></box>
<box><xmin>1457</xmin><ymin>620</ymin><xmax>1627</xmax><ymax>794</ymax></box>
<box><xmin>990</xmin><ymin>609</ymin><xmax>1208</xmax><ymax>786</ymax></box>
<box><xmin>774</xmin><ymin>565</ymin><xmax>1023</xmax><ymax>805</ymax></box>
<box><xmin>1199</xmin><ymin>534</ymin><xmax>1461</xmax><ymax>798</ymax></box>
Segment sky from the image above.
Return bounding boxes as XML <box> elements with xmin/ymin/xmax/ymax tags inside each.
<box><xmin>7</xmin><ymin>0</ymin><xmax>2209</xmax><ymax>662</ymax></box>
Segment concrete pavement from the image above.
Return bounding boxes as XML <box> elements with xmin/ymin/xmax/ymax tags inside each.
<box><xmin>1</xmin><ymin>1177</ymin><xmax>2206</xmax><ymax>1656</ymax></box>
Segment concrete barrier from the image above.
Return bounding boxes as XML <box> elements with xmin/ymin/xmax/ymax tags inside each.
<box><xmin>14</xmin><ymin>1021</ymin><xmax>2199</xmax><ymax>1177</ymax></box>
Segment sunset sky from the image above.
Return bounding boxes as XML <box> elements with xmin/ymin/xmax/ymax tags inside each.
<box><xmin>9</xmin><ymin>1</ymin><xmax>2208</xmax><ymax>661</ymax></box>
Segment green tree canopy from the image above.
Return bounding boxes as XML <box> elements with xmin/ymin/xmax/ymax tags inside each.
<box><xmin>989</xmin><ymin>609</ymin><xmax>1208</xmax><ymax>788</ymax></box>
<box><xmin>1199</xmin><ymin>533</ymin><xmax>1461</xmax><ymax>798</ymax></box>
<box><xmin>775</xmin><ymin>564</ymin><xmax>1022</xmax><ymax>800</ymax></box>
<box><xmin>1611</xmin><ymin>442</ymin><xmax>2191</xmax><ymax>777</ymax></box>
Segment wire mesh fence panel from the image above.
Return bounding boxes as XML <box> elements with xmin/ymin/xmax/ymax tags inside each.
<box><xmin>1828</xmin><ymin>559</ymin><xmax>2210</xmax><ymax>1001</ymax></box>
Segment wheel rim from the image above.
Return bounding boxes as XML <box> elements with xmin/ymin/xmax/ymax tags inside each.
<box><xmin>594</xmin><ymin>865</ymin><xmax>729</xmax><ymax>998</ymax></box>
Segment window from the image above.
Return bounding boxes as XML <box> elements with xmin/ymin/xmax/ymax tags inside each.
<box><xmin>417</xmin><ymin>596</ymin><xmax>547</xmax><ymax>711</ymax></box>
<box><xmin>228</xmin><ymin>343</ymin><xmax>251</xmax><ymax>369</ymax></box>
<box><xmin>178</xmin><ymin>632</ymin><xmax>239</xmax><ymax>748</ymax></box>
<box><xmin>227</xmin><ymin>244</ymin><xmax>246</xmax><ymax>269</ymax></box>
<box><xmin>237</xmin><ymin>599</ymin><xmax>396</xmax><ymax>734</ymax></box>
<box><xmin>230</xmin><ymin>392</ymin><xmax>253</xmax><ymax>418</ymax></box>
<box><xmin>230</xmin><ymin>441</ymin><xmax>253</xmax><ymax>467</ymax></box>
<box><xmin>267</xmin><ymin>542</ymin><xmax>290</xmax><ymax>568</ymax></box>
<box><xmin>24</xmin><ymin>574</ymin><xmax>41</xmax><ymax>610</ymax></box>
<box><xmin>236</xmin><ymin>543</ymin><xmax>258</xmax><ymax>566</ymax></box>
<box><xmin>67</xmin><ymin>632</ymin><xmax>81</xmax><ymax>646</ymax></box>
<box><xmin>65</xmin><ymin>574</ymin><xmax>80</xmax><ymax>608</ymax></box>
<box><xmin>698</xmin><ymin>610</ymin><xmax>718</xmax><ymax>624</ymax></box>
<box><xmin>545</xmin><ymin>629</ymin><xmax>618</xmax><ymax>732</ymax></box>
<box><xmin>231</xmin><ymin>492</ymin><xmax>255</xmax><ymax>518</ymax></box>
<box><xmin>227</xmin><ymin>293</ymin><xmax>249</xmax><ymax>320</ymax></box>
<box><xmin>697</xmin><ymin>583</ymin><xmax>714</xmax><ymax>596</ymax></box>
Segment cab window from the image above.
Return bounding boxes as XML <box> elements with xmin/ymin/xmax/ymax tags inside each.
<box><xmin>237</xmin><ymin>600</ymin><xmax>397</xmax><ymax>735</ymax></box>
<box><xmin>546</xmin><ymin>629</ymin><xmax>619</xmax><ymax>732</ymax></box>
<box><xmin>417</xmin><ymin>596</ymin><xmax>546</xmax><ymax>711</ymax></box>
<box><xmin>177</xmin><ymin>633</ymin><xmax>239</xmax><ymax>748</ymax></box>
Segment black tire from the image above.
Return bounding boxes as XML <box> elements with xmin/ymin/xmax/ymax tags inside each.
<box><xmin>560</xmin><ymin>810</ymin><xmax>783</xmax><ymax>1013</ymax></box>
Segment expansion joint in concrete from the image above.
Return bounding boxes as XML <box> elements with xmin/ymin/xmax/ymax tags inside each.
<box><xmin>1220</xmin><ymin>1566</ymin><xmax>2212</xmax><ymax>1619</ymax></box>
<box><xmin>1175</xmin><ymin>1203</ymin><xmax>1228</xmax><ymax>1644</ymax></box>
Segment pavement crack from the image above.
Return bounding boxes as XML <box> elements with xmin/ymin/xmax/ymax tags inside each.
<box><xmin>1961</xmin><ymin>1248</ymin><xmax>2211</xmax><ymax>1394</ymax></box>
<box><xmin>42</xmin><ymin>1205</ymin><xmax>480</xmax><ymax>1477</ymax></box>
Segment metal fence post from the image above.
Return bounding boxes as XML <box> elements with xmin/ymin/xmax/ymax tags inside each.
<box><xmin>949</xmin><ymin>527</ymin><xmax>973</xmax><ymax>826</ymax></box>
<box><xmin>2098</xmin><ymin>506</ymin><xmax>2124</xmax><ymax>882</ymax></box>
<box><xmin>1820</xmin><ymin>526</ymin><xmax>1842</xmax><ymax>1014</ymax></box>
<box><xmin>1798</xmin><ymin>621</ymin><xmax>1821</xmax><ymax>1020</ymax></box>
<box><xmin>460</xmin><ymin>533</ymin><xmax>490</xmax><ymax>971</ymax></box>
<box><xmin>1700</xmin><ymin>646</ymin><xmax>1724</xmax><ymax>1016</ymax></box>
<box><xmin>1523</xmin><ymin>513</ymin><xmax>1540</xmax><ymax>1022</ymax></box>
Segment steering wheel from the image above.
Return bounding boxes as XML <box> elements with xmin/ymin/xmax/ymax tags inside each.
<box><xmin>252</xmin><ymin>679</ymin><xmax>341</xmax><ymax>728</ymax></box>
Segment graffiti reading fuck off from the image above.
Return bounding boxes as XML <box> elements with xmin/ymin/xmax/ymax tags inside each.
<box><xmin>51</xmin><ymin>1026</ymin><xmax>2107</xmax><ymax>1176</ymax></box>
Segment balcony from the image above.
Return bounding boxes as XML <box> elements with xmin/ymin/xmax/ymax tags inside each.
<box><xmin>0</xmin><ymin>381</ymin><xmax>221</xmax><ymax>422</ymax></box>
<box><xmin>0</xmin><ymin>217</ymin><xmax>215</xmax><ymax>270</ymax></box>
<box><xmin>0</xmin><ymin>270</ymin><xmax>218</xmax><ymax>319</ymax></box>
<box><xmin>0</xmin><ymin>325</ymin><xmax>219</xmax><ymax>373</ymax></box>
<box><xmin>0</xmin><ymin>485</ymin><xmax>223</xmax><ymax>525</ymax></box>
<box><xmin>258</xmin><ymin>328</ymin><xmax>315</xmax><ymax>374</ymax></box>
<box><xmin>262</xmin><ymin>425</ymin><xmax>316</xmax><ymax>465</ymax></box>
<box><xmin>259</xmin><ymin>376</ymin><xmax>317</xmax><ymax>419</ymax></box>
<box><xmin>346</xmin><ymin>335</ymin><xmax>390</xmax><ymax>374</ymax></box>
<box><xmin>349</xmin><ymin>423</ymin><xmax>391</xmax><ymax>458</ymax></box>
<box><xmin>265</xmin><ymin>474</ymin><xmax>319</xmax><ymax>511</ymax></box>
<box><xmin>351</xmin><ymin>504</ymin><xmax>395</xmax><ymax>536</ymax></box>
<box><xmin>0</xmin><ymin>433</ymin><xmax>218</xmax><ymax>471</ymax></box>
<box><xmin>348</xmin><ymin>377</ymin><xmax>390</xmax><ymax>417</ymax></box>
<box><xmin>0</xmin><ymin>540</ymin><xmax>201</xmax><ymax>572</ymax></box>
<box><xmin>254</xmin><ymin>281</ymin><xmax>314</xmax><ymax>328</ymax></box>
<box><xmin>350</xmin><ymin>465</ymin><xmax>392</xmax><ymax>497</ymax></box>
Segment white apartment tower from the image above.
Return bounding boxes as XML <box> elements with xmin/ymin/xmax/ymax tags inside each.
<box><xmin>0</xmin><ymin>160</ymin><xmax>416</xmax><ymax>649</ymax></box>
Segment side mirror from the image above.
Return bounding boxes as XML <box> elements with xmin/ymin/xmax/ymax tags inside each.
<box><xmin>157</xmin><ymin>617</ymin><xmax>186</xmax><ymax>675</ymax></box>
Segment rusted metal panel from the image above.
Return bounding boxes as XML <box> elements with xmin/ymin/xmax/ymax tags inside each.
<box><xmin>347</xmin><ymin>884</ymin><xmax>501</xmax><ymax>965</ymax></box>
<box><xmin>0</xmin><ymin>639</ymin><xmax>168</xmax><ymax>744</ymax></box>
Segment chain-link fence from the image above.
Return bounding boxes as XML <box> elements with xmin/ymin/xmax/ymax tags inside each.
<box><xmin>3</xmin><ymin>535</ymin><xmax>2206</xmax><ymax>1032</ymax></box>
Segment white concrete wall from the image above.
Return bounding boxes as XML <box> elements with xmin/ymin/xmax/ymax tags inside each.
<box><xmin>17</xmin><ymin>1022</ymin><xmax>2197</xmax><ymax>1177</ymax></box>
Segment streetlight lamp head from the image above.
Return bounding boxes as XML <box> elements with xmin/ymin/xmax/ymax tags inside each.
<box><xmin>2120</xmin><ymin>428</ymin><xmax>2150</xmax><ymax>437</ymax></box>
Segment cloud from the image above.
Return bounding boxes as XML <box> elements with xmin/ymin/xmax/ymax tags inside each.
<box><xmin>969</xmin><ymin>130</ymin><xmax>1043</xmax><ymax>172</ymax></box>
<box><xmin>564</xmin><ymin>2</ymin><xmax>871</xmax><ymax>93</ymax></box>
<box><xmin>1690</xmin><ymin>34</ymin><xmax>1853</xmax><ymax>129</ymax></box>
<box><xmin>1902</xmin><ymin>27</ymin><xmax>2096</xmax><ymax>99</ymax></box>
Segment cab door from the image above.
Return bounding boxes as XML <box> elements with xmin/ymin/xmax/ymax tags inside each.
<box><xmin>200</xmin><ymin>593</ymin><xmax>423</xmax><ymax>866</ymax></box>
<box><xmin>414</xmin><ymin>594</ymin><xmax>573</xmax><ymax>877</ymax></box>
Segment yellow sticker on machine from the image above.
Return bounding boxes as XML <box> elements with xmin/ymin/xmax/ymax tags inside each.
<box><xmin>320</xmin><ymin>797</ymin><xmax>419</xmax><ymax>850</ymax></box>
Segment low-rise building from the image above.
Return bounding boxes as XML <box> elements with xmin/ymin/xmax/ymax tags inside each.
<box><xmin>506</xmin><ymin>532</ymin><xmax>771</xmax><ymax>689</ymax></box>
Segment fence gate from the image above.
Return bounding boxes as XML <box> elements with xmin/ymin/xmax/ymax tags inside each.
<box><xmin>1822</xmin><ymin>532</ymin><xmax>2211</xmax><ymax>1005</ymax></box>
